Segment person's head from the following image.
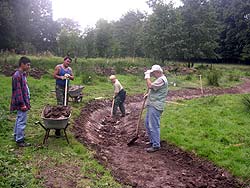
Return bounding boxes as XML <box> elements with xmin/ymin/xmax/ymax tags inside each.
<box><xmin>149</xmin><ymin>65</ymin><xmax>163</xmax><ymax>78</ymax></box>
<box><xmin>63</xmin><ymin>56</ymin><xmax>72</xmax><ymax>68</ymax></box>
<box><xmin>109</xmin><ymin>75</ymin><xmax>116</xmax><ymax>84</ymax></box>
<box><xmin>18</xmin><ymin>56</ymin><xmax>31</xmax><ymax>72</ymax></box>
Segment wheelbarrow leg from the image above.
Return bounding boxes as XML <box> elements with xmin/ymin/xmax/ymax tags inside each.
<box><xmin>43</xmin><ymin>129</ymin><xmax>50</xmax><ymax>144</ymax></box>
<box><xmin>63</xmin><ymin>128</ymin><xmax>69</xmax><ymax>144</ymax></box>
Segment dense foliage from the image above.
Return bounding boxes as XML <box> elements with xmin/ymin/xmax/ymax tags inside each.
<box><xmin>0</xmin><ymin>0</ymin><xmax>250</xmax><ymax>63</ymax></box>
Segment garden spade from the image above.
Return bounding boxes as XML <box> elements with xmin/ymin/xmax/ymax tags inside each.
<box><xmin>127</xmin><ymin>89</ymin><xmax>148</xmax><ymax>146</ymax></box>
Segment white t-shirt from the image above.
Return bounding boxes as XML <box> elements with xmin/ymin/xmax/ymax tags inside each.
<box><xmin>114</xmin><ymin>79</ymin><xmax>123</xmax><ymax>94</ymax></box>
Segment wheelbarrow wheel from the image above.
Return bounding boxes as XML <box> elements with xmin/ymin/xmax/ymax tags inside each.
<box><xmin>75</xmin><ymin>94</ymin><xmax>83</xmax><ymax>102</ymax></box>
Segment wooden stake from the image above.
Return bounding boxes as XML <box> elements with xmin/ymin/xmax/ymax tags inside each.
<box><xmin>199</xmin><ymin>75</ymin><xmax>203</xmax><ymax>94</ymax></box>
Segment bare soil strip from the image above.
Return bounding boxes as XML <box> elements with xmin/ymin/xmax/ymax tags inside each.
<box><xmin>73</xmin><ymin>79</ymin><xmax>250</xmax><ymax>188</ymax></box>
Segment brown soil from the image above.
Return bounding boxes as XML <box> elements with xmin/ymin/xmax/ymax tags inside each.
<box><xmin>0</xmin><ymin>63</ymin><xmax>47</xmax><ymax>79</ymax></box>
<box><xmin>72</xmin><ymin>79</ymin><xmax>250</xmax><ymax>188</ymax></box>
<box><xmin>43</xmin><ymin>105</ymin><xmax>71</xmax><ymax>119</ymax></box>
<box><xmin>94</xmin><ymin>65</ymin><xmax>196</xmax><ymax>76</ymax></box>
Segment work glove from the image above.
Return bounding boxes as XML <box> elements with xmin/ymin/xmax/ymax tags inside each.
<box><xmin>144</xmin><ymin>70</ymin><xmax>151</xmax><ymax>79</ymax></box>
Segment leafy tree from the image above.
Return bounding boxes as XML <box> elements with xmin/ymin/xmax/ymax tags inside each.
<box><xmin>83</xmin><ymin>27</ymin><xmax>97</xmax><ymax>58</ymax></box>
<box><xmin>180</xmin><ymin>0</ymin><xmax>220</xmax><ymax>66</ymax></box>
<box><xmin>114</xmin><ymin>10</ymin><xmax>145</xmax><ymax>58</ymax></box>
<box><xmin>0</xmin><ymin>0</ymin><xmax>16</xmax><ymax>49</ymax></box>
<box><xmin>212</xmin><ymin>0</ymin><xmax>250</xmax><ymax>63</ymax></box>
<box><xmin>29</xmin><ymin>0</ymin><xmax>58</xmax><ymax>52</ymax></box>
<box><xmin>1</xmin><ymin>0</ymin><xmax>58</xmax><ymax>53</ymax></box>
<box><xmin>56</xmin><ymin>18</ymin><xmax>83</xmax><ymax>57</ymax></box>
<box><xmin>144</xmin><ymin>1</ymin><xmax>184</xmax><ymax>62</ymax></box>
<box><xmin>95</xmin><ymin>19</ymin><xmax>113</xmax><ymax>57</ymax></box>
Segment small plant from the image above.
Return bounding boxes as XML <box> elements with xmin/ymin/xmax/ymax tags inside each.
<box><xmin>185</xmin><ymin>75</ymin><xmax>192</xmax><ymax>81</ymax></box>
<box><xmin>113</xmin><ymin>63</ymin><xmax>125</xmax><ymax>74</ymax></box>
<box><xmin>242</xmin><ymin>95</ymin><xmax>250</xmax><ymax>112</ymax></box>
<box><xmin>228</xmin><ymin>74</ymin><xmax>240</xmax><ymax>82</ymax></box>
<box><xmin>206</xmin><ymin>69</ymin><xmax>222</xmax><ymax>86</ymax></box>
<box><xmin>245</xmin><ymin>71</ymin><xmax>250</xmax><ymax>77</ymax></box>
<box><xmin>202</xmin><ymin>96</ymin><xmax>217</xmax><ymax>105</ymax></box>
<box><xmin>81</xmin><ymin>73</ymin><xmax>94</xmax><ymax>85</ymax></box>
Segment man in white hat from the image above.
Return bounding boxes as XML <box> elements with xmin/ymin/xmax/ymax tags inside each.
<box><xmin>109</xmin><ymin>75</ymin><xmax>126</xmax><ymax>117</ymax></box>
<box><xmin>144</xmin><ymin>65</ymin><xmax>168</xmax><ymax>152</ymax></box>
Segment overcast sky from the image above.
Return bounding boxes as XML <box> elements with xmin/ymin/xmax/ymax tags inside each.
<box><xmin>52</xmin><ymin>0</ymin><xmax>182</xmax><ymax>30</ymax></box>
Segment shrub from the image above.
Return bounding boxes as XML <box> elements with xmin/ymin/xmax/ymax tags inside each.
<box><xmin>206</xmin><ymin>69</ymin><xmax>222</xmax><ymax>86</ymax></box>
<box><xmin>185</xmin><ymin>75</ymin><xmax>192</xmax><ymax>81</ymax></box>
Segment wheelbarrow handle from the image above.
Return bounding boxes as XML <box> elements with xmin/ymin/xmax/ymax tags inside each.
<box><xmin>35</xmin><ymin>121</ymin><xmax>47</xmax><ymax>130</ymax></box>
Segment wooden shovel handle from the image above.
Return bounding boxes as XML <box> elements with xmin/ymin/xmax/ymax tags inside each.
<box><xmin>135</xmin><ymin>89</ymin><xmax>149</xmax><ymax>135</ymax></box>
<box><xmin>111</xmin><ymin>98</ymin><xmax>115</xmax><ymax>116</ymax></box>
<box><xmin>64</xmin><ymin>79</ymin><xmax>68</xmax><ymax>106</ymax></box>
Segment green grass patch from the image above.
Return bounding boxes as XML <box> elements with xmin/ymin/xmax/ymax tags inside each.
<box><xmin>161</xmin><ymin>94</ymin><xmax>250</xmax><ymax>180</ymax></box>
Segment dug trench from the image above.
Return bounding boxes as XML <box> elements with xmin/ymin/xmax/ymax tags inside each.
<box><xmin>72</xmin><ymin>79</ymin><xmax>250</xmax><ymax>188</ymax></box>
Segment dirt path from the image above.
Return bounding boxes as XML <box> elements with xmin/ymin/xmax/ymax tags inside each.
<box><xmin>73</xmin><ymin>79</ymin><xmax>250</xmax><ymax>188</ymax></box>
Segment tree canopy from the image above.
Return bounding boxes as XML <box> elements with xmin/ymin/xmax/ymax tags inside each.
<box><xmin>1</xmin><ymin>0</ymin><xmax>249</xmax><ymax>63</ymax></box>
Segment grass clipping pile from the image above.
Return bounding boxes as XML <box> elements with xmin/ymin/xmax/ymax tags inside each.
<box><xmin>43</xmin><ymin>105</ymin><xmax>71</xmax><ymax>119</ymax></box>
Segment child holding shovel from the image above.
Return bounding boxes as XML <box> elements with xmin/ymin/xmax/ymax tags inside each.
<box><xmin>109</xmin><ymin>75</ymin><xmax>126</xmax><ymax>117</ymax></box>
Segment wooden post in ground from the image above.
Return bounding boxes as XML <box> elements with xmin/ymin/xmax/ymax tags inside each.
<box><xmin>199</xmin><ymin>75</ymin><xmax>203</xmax><ymax>95</ymax></box>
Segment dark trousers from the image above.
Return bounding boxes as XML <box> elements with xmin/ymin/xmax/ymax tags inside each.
<box><xmin>113</xmin><ymin>89</ymin><xmax>126</xmax><ymax>116</ymax></box>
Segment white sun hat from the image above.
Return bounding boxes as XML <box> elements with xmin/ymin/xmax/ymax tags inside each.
<box><xmin>150</xmin><ymin>65</ymin><xmax>163</xmax><ymax>72</ymax></box>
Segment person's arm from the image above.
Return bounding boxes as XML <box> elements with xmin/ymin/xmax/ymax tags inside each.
<box><xmin>151</xmin><ymin>78</ymin><xmax>165</xmax><ymax>90</ymax></box>
<box><xmin>144</xmin><ymin>70</ymin><xmax>152</xmax><ymax>89</ymax></box>
<box><xmin>68</xmin><ymin>67</ymin><xmax>74</xmax><ymax>80</ymax></box>
<box><xmin>146</xmin><ymin>78</ymin><xmax>152</xmax><ymax>89</ymax></box>
<box><xmin>14</xmin><ymin>76</ymin><xmax>26</xmax><ymax>111</ymax></box>
<box><xmin>53</xmin><ymin>65</ymin><xmax>64</xmax><ymax>80</ymax></box>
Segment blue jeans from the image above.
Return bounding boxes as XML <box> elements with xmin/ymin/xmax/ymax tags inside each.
<box><xmin>145</xmin><ymin>105</ymin><xmax>162</xmax><ymax>148</ymax></box>
<box><xmin>14</xmin><ymin>110</ymin><xmax>27</xmax><ymax>142</ymax></box>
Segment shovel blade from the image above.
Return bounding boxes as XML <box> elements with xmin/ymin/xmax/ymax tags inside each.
<box><xmin>127</xmin><ymin>136</ymin><xmax>139</xmax><ymax>146</ymax></box>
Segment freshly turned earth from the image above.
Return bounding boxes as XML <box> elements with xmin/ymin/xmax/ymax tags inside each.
<box><xmin>43</xmin><ymin>105</ymin><xmax>71</xmax><ymax>119</ymax></box>
<box><xmin>72</xmin><ymin>79</ymin><xmax>250</xmax><ymax>188</ymax></box>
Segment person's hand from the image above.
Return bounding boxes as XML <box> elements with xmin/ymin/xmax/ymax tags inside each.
<box><xmin>64</xmin><ymin>73</ymin><xmax>70</xmax><ymax>79</ymax></box>
<box><xmin>144</xmin><ymin>70</ymin><xmax>151</xmax><ymax>79</ymax></box>
<box><xmin>21</xmin><ymin>105</ymin><xmax>27</xmax><ymax>111</ymax></box>
<box><xmin>143</xmin><ymin>93</ymin><xmax>148</xmax><ymax>99</ymax></box>
<box><xmin>61</xmin><ymin>76</ymin><xmax>66</xmax><ymax>80</ymax></box>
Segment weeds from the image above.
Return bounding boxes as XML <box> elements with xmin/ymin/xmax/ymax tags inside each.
<box><xmin>242</xmin><ymin>95</ymin><xmax>250</xmax><ymax>112</ymax></box>
<box><xmin>206</xmin><ymin>69</ymin><xmax>222</xmax><ymax>86</ymax></box>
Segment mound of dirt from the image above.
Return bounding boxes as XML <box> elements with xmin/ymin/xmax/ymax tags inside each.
<box><xmin>72</xmin><ymin>79</ymin><xmax>250</xmax><ymax>188</ymax></box>
<box><xmin>0</xmin><ymin>64</ymin><xmax>47</xmax><ymax>79</ymax></box>
<box><xmin>43</xmin><ymin>105</ymin><xmax>71</xmax><ymax>119</ymax></box>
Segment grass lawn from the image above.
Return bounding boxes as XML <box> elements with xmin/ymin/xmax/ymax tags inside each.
<box><xmin>161</xmin><ymin>94</ymin><xmax>250</xmax><ymax>180</ymax></box>
<box><xmin>1</xmin><ymin>56</ymin><xmax>250</xmax><ymax>187</ymax></box>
